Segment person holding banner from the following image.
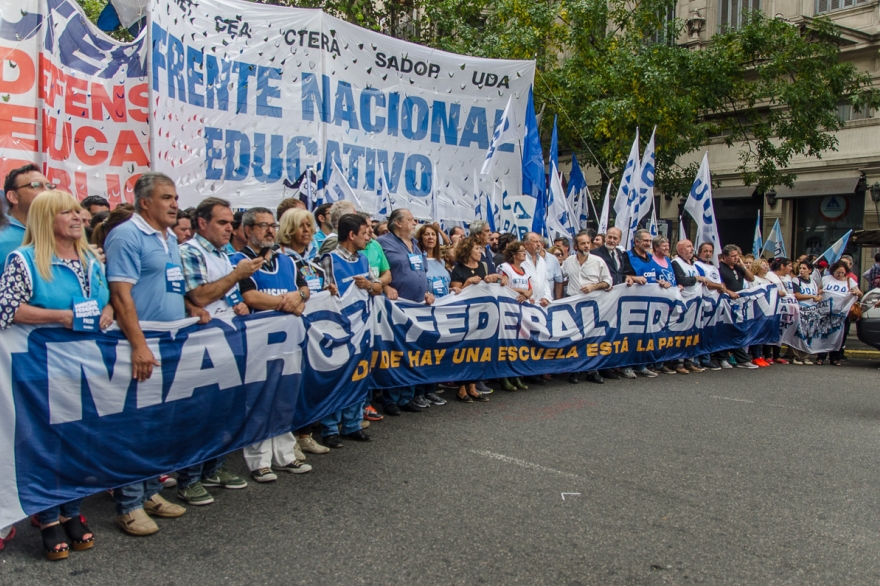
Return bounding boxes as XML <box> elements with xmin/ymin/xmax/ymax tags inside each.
<box><xmin>317</xmin><ymin>213</ymin><xmax>382</xmax><ymax>446</ymax></box>
<box><xmin>0</xmin><ymin>190</ymin><xmax>111</xmax><ymax>559</ymax></box>
<box><xmin>767</xmin><ymin>258</ymin><xmax>794</xmax><ymax>364</ymax></box>
<box><xmin>522</xmin><ymin>232</ymin><xmax>554</xmax><ymax>306</ymax></box>
<box><xmin>105</xmin><ymin>172</ymin><xmax>188</xmax><ymax>536</ymax></box>
<box><xmin>174</xmin><ymin>198</ymin><xmax>263</xmax><ymax>505</ymax></box>
<box><xmin>816</xmin><ymin>261</ymin><xmax>862</xmax><ymax>366</ymax></box>
<box><xmin>231</xmin><ymin>208</ymin><xmax>313</xmax><ymax>480</ymax></box>
<box><xmin>499</xmin><ymin>241</ymin><xmax>536</xmax><ymax>305</ymax></box>
<box><xmin>790</xmin><ymin>261</ymin><xmax>822</xmax><ymax>365</ymax></box>
<box><xmin>415</xmin><ymin>223</ymin><xmax>453</xmax><ymax>406</ymax></box>
<box><xmin>378</xmin><ymin>209</ymin><xmax>435</xmax><ymax>413</ymax></box>
<box><xmin>718</xmin><ymin>245</ymin><xmax>759</xmax><ymax>370</ymax></box>
<box><xmin>692</xmin><ymin>243</ymin><xmax>731</xmax><ymax>370</ymax></box>
<box><xmin>562</xmin><ymin>231</ymin><xmax>612</xmax><ymax>385</ymax></box>
<box><xmin>621</xmin><ymin>230</ymin><xmax>663</xmax><ymax>378</ymax></box>
<box><xmin>469</xmin><ymin>220</ymin><xmax>497</xmax><ymax>275</ymax></box>
<box><xmin>449</xmin><ymin>236</ymin><xmax>504</xmax><ymax>401</ymax></box>
<box><xmin>670</xmin><ymin>239</ymin><xmax>710</xmax><ymax>374</ymax></box>
<box><xmin>747</xmin><ymin>257</ymin><xmax>786</xmax><ymax>367</ymax></box>
<box><xmin>0</xmin><ymin>165</ymin><xmax>56</xmax><ymax>263</ymax></box>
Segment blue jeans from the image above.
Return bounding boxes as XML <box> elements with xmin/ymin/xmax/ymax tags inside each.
<box><xmin>176</xmin><ymin>456</ymin><xmax>225</xmax><ymax>489</ymax></box>
<box><xmin>114</xmin><ymin>478</ymin><xmax>162</xmax><ymax>515</ymax></box>
<box><xmin>383</xmin><ymin>386</ymin><xmax>415</xmax><ymax>407</ymax></box>
<box><xmin>320</xmin><ymin>403</ymin><xmax>363</xmax><ymax>437</ymax></box>
<box><xmin>36</xmin><ymin>499</ymin><xmax>82</xmax><ymax>525</ymax></box>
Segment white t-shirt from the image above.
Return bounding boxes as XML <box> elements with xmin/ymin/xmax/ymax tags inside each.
<box><xmin>499</xmin><ymin>262</ymin><xmax>535</xmax><ymax>296</ymax></box>
<box><xmin>522</xmin><ymin>253</ymin><xmax>550</xmax><ymax>302</ymax></box>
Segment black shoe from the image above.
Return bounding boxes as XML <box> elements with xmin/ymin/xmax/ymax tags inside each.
<box><xmin>469</xmin><ymin>393</ymin><xmax>490</xmax><ymax>402</ymax></box>
<box><xmin>601</xmin><ymin>369</ymin><xmax>620</xmax><ymax>380</ymax></box>
<box><xmin>323</xmin><ymin>434</ymin><xmax>343</xmax><ymax>449</ymax></box>
<box><xmin>585</xmin><ymin>371</ymin><xmax>605</xmax><ymax>384</ymax></box>
<box><xmin>343</xmin><ymin>430</ymin><xmax>372</xmax><ymax>442</ymax></box>
<box><xmin>383</xmin><ymin>403</ymin><xmax>401</xmax><ymax>416</ymax></box>
<box><xmin>524</xmin><ymin>376</ymin><xmax>546</xmax><ymax>386</ymax></box>
<box><xmin>455</xmin><ymin>393</ymin><xmax>474</xmax><ymax>403</ymax></box>
<box><xmin>568</xmin><ymin>373</ymin><xmax>580</xmax><ymax>384</ymax></box>
<box><xmin>400</xmin><ymin>402</ymin><xmax>423</xmax><ymax>413</ymax></box>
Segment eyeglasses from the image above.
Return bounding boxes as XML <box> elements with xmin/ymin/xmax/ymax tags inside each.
<box><xmin>554</xmin><ymin>252</ymin><xmax>563</xmax><ymax>258</ymax></box>
<box><xmin>15</xmin><ymin>181</ymin><xmax>56</xmax><ymax>191</ymax></box>
<box><xmin>252</xmin><ymin>222</ymin><xmax>279</xmax><ymax>230</ymax></box>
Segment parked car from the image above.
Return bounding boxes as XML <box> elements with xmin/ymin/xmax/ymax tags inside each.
<box><xmin>856</xmin><ymin>288</ymin><xmax>880</xmax><ymax>350</ymax></box>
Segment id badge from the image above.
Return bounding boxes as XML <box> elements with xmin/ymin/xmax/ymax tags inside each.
<box><xmin>165</xmin><ymin>263</ymin><xmax>185</xmax><ymax>294</ymax></box>
<box><xmin>225</xmin><ymin>288</ymin><xmax>243</xmax><ymax>307</ymax></box>
<box><xmin>430</xmin><ymin>277</ymin><xmax>448</xmax><ymax>297</ymax></box>
<box><xmin>408</xmin><ymin>253</ymin><xmax>423</xmax><ymax>271</ymax></box>
<box><xmin>305</xmin><ymin>275</ymin><xmax>323</xmax><ymax>293</ymax></box>
<box><xmin>72</xmin><ymin>297</ymin><xmax>100</xmax><ymax>332</ymax></box>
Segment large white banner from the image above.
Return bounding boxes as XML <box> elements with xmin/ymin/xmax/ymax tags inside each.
<box><xmin>149</xmin><ymin>0</ymin><xmax>535</xmax><ymax>211</ymax></box>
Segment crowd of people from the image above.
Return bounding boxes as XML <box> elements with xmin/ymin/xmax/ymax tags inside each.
<box><xmin>0</xmin><ymin>164</ymin><xmax>865</xmax><ymax>561</ymax></box>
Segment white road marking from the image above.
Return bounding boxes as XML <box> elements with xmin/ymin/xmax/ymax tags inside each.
<box><xmin>469</xmin><ymin>450</ymin><xmax>579</xmax><ymax>480</ymax></box>
<box><xmin>710</xmin><ymin>396</ymin><xmax>755</xmax><ymax>403</ymax></box>
<box><xmin>561</xmin><ymin>492</ymin><xmax>581</xmax><ymax>501</ymax></box>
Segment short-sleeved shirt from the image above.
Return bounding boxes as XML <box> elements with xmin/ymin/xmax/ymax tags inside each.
<box><xmin>562</xmin><ymin>253</ymin><xmax>612</xmax><ymax>297</ymax></box>
<box><xmin>0</xmin><ymin>217</ymin><xmax>26</xmax><ymax>267</ymax></box>
<box><xmin>364</xmin><ymin>238</ymin><xmax>390</xmax><ymax>278</ymax></box>
<box><xmin>105</xmin><ymin>214</ymin><xmax>185</xmax><ymax>322</ymax></box>
<box><xmin>719</xmin><ymin>263</ymin><xmax>748</xmax><ymax>292</ymax></box>
<box><xmin>377</xmin><ymin>232</ymin><xmax>427</xmax><ymax>302</ymax></box>
<box><xmin>450</xmin><ymin>262</ymin><xmax>488</xmax><ymax>285</ymax></box>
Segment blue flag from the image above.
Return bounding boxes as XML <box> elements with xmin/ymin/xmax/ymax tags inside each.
<box><xmin>820</xmin><ymin>230</ymin><xmax>852</xmax><ymax>264</ymax></box>
<box><xmin>522</xmin><ymin>87</ymin><xmax>546</xmax><ymax>236</ymax></box>
<box><xmin>568</xmin><ymin>153</ymin><xmax>588</xmax><ymax>229</ymax></box>
<box><xmin>549</xmin><ymin>115</ymin><xmax>559</xmax><ymax>176</ymax></box>
<box><xmin>752</xmin><ymin>211</ymin><xmax>762</xmax><ymax>257</ymax></box>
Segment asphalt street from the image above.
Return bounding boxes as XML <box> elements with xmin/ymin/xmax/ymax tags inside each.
<box><xmin>3</xmin><ymin>358</ymin><xmax>880</xmax><ymax>585</ymax></box>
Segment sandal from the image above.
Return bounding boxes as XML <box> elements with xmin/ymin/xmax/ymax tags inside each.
<box><xmin>831</xmin><ymin>360</ymin><xmax>842</xmax><ymax>367</ymax></box>
<box><xmin>62</xmin><ymin>515</ymin><xmax>95</xmax><ymax>551</ymax></box>
<box><xmin>0</xmin><ymin>526</ymin><xmax>16</xmax><ymax>552</ymax></box>
<box><xmin>455</xmin><ymin>392</ymin><xmax>473</xmax><ymax>403</ymax></box>
<box><xmin>468</xmin><ymin>392</ymin><xmax>490</xmax><ymax>402</ymax></box>
<box><xmin>815</xmin><ymin>360</ymin><xmax>823</xmax><ymax>366</ymax></box>
<box><xmin>41</xmin><ymin>523</ymin><xmax>69</xmax><ymax>561</ymax></box>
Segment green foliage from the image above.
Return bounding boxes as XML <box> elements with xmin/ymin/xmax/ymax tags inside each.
<box><xmin>72</xmin><ymin>0</ymin><xmax>877</xmax><ymax>196</ymax></box>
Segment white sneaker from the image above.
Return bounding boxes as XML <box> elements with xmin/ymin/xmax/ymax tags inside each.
<box><xmin>719</xmin><ymin>361</ymin><xmax>733</xmax><ymax>369</ymax></box>
<box><xmin>251</xmin><ymin>468</ymin><xmax>277</xmax><ymax>483</ymax></box>
<box><xmin>620</xmin><ymin>368</ymin><xmax>637</xmax><ymax>379</ymax></box>
<box><xmin>736</xmin><ymin>362</ymin><xmax>759</xmax><ymax>369</ymax></box>
<box><xmin>293</xmin><ymin>443</ymin><xmax>307</xmax><ymax>462</ymax></box>
<box><xmin>297</xmin><ymin>434</ymin><xmax>330</xmax><ymax>455</ymax></box>
<box><xmin>802</xmin><ymin>359</ymin><xmax>814</xmax><ymax>365</ymax></box>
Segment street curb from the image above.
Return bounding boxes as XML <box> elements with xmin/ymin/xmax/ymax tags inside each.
<box><xmin>844</xmin><ymin>349</ymin><xmax>880</xmax><ymax>358</ymax></box>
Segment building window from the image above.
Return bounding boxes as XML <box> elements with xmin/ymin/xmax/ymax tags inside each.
<box><xmin>649</xmin><ymin>5</ymin><xmax>676</xmax><ymax>45</ymax></box>
<box><xmin>816</xmin><ymin>0</ymin><xmax>869</xmax><ymax>14</ymax></box>
<box><xmin>837</xmin><ymin>102</ymin><xmax>874</xmax><ymax>122</ymax></box>
<box><xmin>718</xmin><ymin>0</ymin><xmax>760</xmax><ymax>31</ymax></box>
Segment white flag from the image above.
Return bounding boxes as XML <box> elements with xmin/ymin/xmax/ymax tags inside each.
<box><xmin>376</xmin><ymin>162</ymin><xmax>391</xmax><ymax>219</ymax></box>
<box><xmin>547</xmin><ymin>161</ymin><xmax>575</xmax><ymax>239</ymax></box>
<box><xmin>679</xmin><ymin>216</ymin><xmax>687</xmax><ymax>241</ymax></box>
<box><xmin>613</xmin><ymin>130</ymin><xmax>640</xmax><ymax>249</ymax></box>
<box><xmin>598</xmin><ymin>182</ymin><xmax>611</xmax><ymax>234</ymax></box>
<box><xmin>683</xmin><ymin>153</ymin><xmax>721</xmax><ymax>266</ymax></box>
<box><xmin>481</xmin><ymin>95</ymin><xmax>518</xmax><ymax>177</ymax></box>
<box><xmin>649</xmin><ymin>205</ymin><xmax>658</xmax><ymax>237</ymax></box>
<box><xmin>636</xmin><ymin>127</ymin><xmax>656</xmax><ymax>224</ymax></box>
<box><xmin>324</xmin><ymin>162</ymin><xmax>368</xmax><ymax>214</ymax></box>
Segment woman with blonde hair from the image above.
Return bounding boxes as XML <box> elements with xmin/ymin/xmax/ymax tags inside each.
<box><xmin>0</xmin><ymin>190</ymin><xmax>112</xmax><ymax>560</ymax></box>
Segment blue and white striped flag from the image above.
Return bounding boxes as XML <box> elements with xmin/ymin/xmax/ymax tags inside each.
<box><xmin>819</xmin><ymin>230</ymin><xmax>852</xmax><ymax>264</ymax></box>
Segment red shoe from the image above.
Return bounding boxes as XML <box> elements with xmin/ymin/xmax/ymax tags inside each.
<box><xmin>774</xmin><ymin>357</ymin><xmax>789</xmax><ymax>365</ymax></box>
<box><xmin>364</xmin><ymin>405</ymin><xmax>383</xmax><ymax>422</ymax></box>
<box><xmin>765</xmin><ymin>358</ymin><xmax>774</xmax><ymax>364</ymax></box>
<box><xmin>0</xmin><ymin>526</ymin><xmax>15</xmax><ymax>551</ymax></box>
<box><xmin>752</xmin><ymin>358</ymin><xmax>769</xmax><ymax>367</ymax></box>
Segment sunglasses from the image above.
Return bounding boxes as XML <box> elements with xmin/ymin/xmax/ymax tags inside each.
<box><xmin>15</xmin><ymin>181</ymin><xmax>56</xmax><ymax>190</ymax></box>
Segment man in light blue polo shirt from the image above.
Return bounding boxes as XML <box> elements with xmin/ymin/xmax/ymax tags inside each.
<box><xmin>0</xmin><ymin>164</ymin><xmax>55</xmax><ymax>262</ymax></box>
<box><xmin>105</xmin><ymin>172</ymin><xmax>187</xmax><ymax>537</ymax></box>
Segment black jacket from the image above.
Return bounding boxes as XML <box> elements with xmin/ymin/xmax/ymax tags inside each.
<box><xmin>592</xmin><ymin>246</ymin><xmax>629</xmax><ymax>286</ymax></box>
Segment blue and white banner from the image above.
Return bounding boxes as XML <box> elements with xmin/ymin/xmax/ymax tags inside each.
<box><xmin>370</xmin><ymin>283</ymin><xmax>781</xmax><ymax>388</ymax></box>
<box><xmin>149</xmin><ymin>0</ymin><xmax>535</xmax><ymax>212</ymax></box>
<box><xmin>0</xmin><ymin>290</ymin><xmax>371</xmax><ymax>527</ymax></box>
<box><xmin>778</xmin><ymin>283</ymin><xmax>856</xmax><ymax>354</ymax></box>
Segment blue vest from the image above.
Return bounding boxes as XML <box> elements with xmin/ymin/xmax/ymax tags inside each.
<box><xmin>654</xmin><ymin>259</ymin><xmax>676</xmax><ymax>286</ymax></box>
<box><xmin>325</xmin><ymin>250</ymin><xmax>370</xmax><ymax>297</ymax></box>
<box><xmin>627</xmin><ymin>250</ymin><xmax>658</xmax><ymax>283</ymax></box>
<box><xmin>231</xmin><ymin>252</ymin><xmax>298</xmax><ymax>299</ymax></box>
<box><xmin>14</xmin><ymin>246</ymin><xmax>110</xmax><ymax>311</ymax></box>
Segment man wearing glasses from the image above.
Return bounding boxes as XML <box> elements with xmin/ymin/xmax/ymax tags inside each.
<box><xmin>0</xmin><ymin>164</ymin><xmax>56</xmax><ymax>261</ymax></box>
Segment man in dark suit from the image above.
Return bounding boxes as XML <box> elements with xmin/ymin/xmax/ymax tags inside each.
<box><xmin>591</xmin><ymin>227</ymin><xmax>629</xmax><ymax>286</ymax></box>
